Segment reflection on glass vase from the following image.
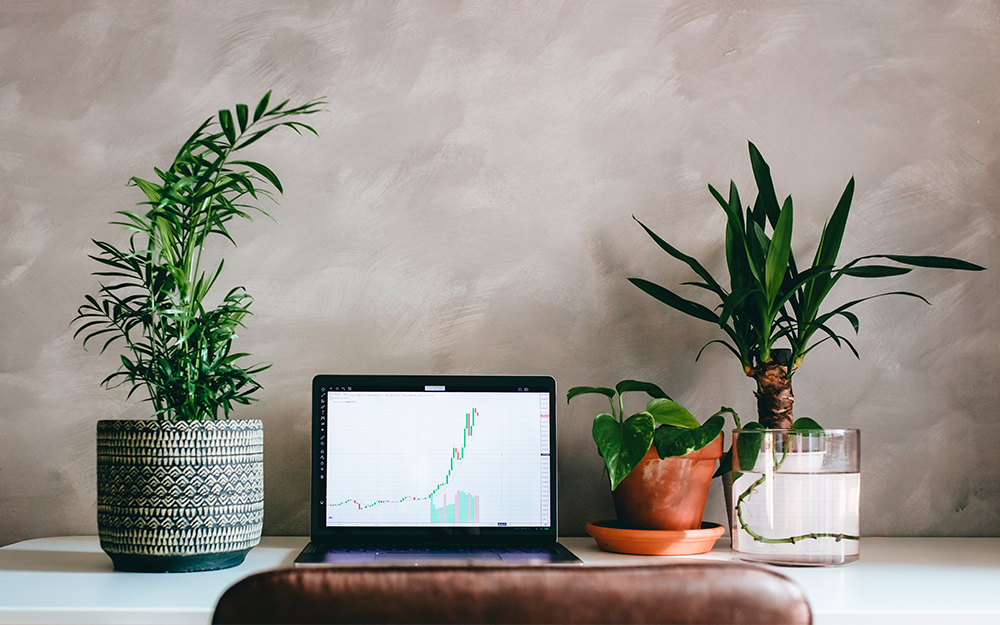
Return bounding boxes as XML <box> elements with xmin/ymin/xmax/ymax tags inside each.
<box><xmin>730</xmin><ymin>428</ymin><xmax>860</xmax><ymax>566</ymax></box>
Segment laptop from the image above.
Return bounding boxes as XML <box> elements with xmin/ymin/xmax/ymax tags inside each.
<box><xmin>294</xmin><ymin>374</ymin><xmax>582</xmax><ymax>566</ymax></box>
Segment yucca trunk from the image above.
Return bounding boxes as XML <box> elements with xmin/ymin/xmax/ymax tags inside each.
<box><xmin>747</xmin><ymin>357</ymin><xmax>795</xmax><ymax>429</ymax></box>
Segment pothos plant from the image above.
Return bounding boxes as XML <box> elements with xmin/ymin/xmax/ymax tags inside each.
<box><xmin>567</xmin><ymin>380</ymin><xmax>733</xmax><ymax>490</ymax></box>
<box><xmin>73</xmin><ymin>91</ymin><xmax>323</xmax><ymax>421</ymax></box>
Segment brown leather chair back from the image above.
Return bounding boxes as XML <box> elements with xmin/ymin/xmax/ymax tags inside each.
<box><xmin>213</xmin><ymin>562</ymin><xmax>811</xmax><ymax>624</ymax></box>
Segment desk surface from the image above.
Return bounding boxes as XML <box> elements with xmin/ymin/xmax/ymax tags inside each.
<box><xmin>2</xmin><ymin>536</ymin><xmax>999</xmax><ymax>624</ymax></box>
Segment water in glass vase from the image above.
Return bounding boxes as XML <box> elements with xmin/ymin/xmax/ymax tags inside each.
<box><xmin>730</xmin><ymin>428</ymin><xmax>861</xmax><ymax>566</ymax></box>
<box><xmin>732</xmin><ymin>467</ymin><xmax>860</xmax><ymax>566</ymax></box>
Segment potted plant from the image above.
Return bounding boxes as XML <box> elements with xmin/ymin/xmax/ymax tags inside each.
<box><xmin>567</xmin><ymin>380</ymin><xmax>734</xmax><ymax>555</ymax></box>
<box><xmin>628</xmin><ymin>141</ymin><xmax>984</xmax><ymax>563</ymax></box>
<box><xmin>73</xmin><ymin>92</ymin><xmax>322</xmax><ymax>572</ymax></box>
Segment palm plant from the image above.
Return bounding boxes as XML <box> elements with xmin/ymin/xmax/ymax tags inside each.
<box><xmin>74</xmin><ymin>92</ymin><xmax>323</xmax><ymax>421</ymax></box>
<box><xmin>630</xmin><ymin>142</ymin><xmax>984</xmax><ymax>430</ymax></box>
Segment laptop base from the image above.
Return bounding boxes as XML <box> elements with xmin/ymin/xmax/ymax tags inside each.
<box><xmin>294</xmin><ymin>542</ymin><xmax>582</xmax><ymax>566</ymax></box>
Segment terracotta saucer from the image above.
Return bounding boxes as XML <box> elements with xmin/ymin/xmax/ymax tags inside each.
<box><xmin>585</xmin><ymin>520</ymin><xmax>725</xmax><ymax>556</ymax></box>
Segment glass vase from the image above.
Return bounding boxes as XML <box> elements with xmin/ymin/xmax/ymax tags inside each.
<box><xmin>730</xmin><ymin>428</ymin><xmax>860</xmax><ymax>566</ymax></box>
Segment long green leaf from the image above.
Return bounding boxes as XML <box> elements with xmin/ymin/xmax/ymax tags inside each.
<box><xmin>128</xmin><ymin>177</ymin><xmax>163</xmax><ymax>203</ymax></box>
<box><xmin>218</xmin><ymin>108</ymin><xmax>236</xmax><ymax>146</ymax></box>
<box><xmin>253</xmin><ymin>91</ymin><xmax>271</xmax><ymax>122</ymax></box>
<box><xmin>812</xmin><ymin>177</ymin><xmax>854</xmax><ymax>270</ymax></box>
<box><xmin>236</xmin><ymin>103</ymin><xmax>249</xmax><ymax>133</ymax></box>
<box><xmin>879</xmin><ymin>254</ymin><xmax>985</xmax><ymax>272</ymax></box>
<box><xmin>765</xmin><ymin>196</ymin><xmax>793</xmax><ymax>307</ymax></box>
<box><xmin>628</xmin><ymin>278</ymin><xmax>720</xmax><ymax>324</ymax></box>
<box><xmin>773</xmin><ymin>264</ymin><xmax>832</xmax><ymax>304</ymax></box>
<box><xmin>718</xmin><ymin>286</ymin><xmax>760</xmax><ymax>328</ymax></box>
<box><xmin>695</xmin><ymin>338</ymin><xmax>744</xmax><ymax>363</ymax></box>
<box><xmin>748</xmin><ymin>142</ymin><xmax>781</xmax><ymax>226</ymax></box>
<box><xmin>634</xmin><ymin>217</ymin><xmax>725</xmax><ymax>298</ymax></box>
<box><xmin>841</xmin><ymin>265</ymin><xmax>913</xmax><ymax>278</ymax></box>
<box><xmin>231</xmin><ymin>160</ymin><xmax>283</xmax><ymax>194</ymax></box>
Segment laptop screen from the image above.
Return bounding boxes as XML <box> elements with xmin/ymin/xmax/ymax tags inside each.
<box><xmin>312</xmin><ymin>375</ymin><xmax>557</xmax><ymax>538</ymax></box>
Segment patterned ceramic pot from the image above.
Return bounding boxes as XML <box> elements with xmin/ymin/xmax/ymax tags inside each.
<box><xmin>96</xmin><ymin>419</ymin><xmax>263</xmax><ymax>572</ymax></box>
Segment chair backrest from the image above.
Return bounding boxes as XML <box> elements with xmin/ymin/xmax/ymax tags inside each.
<box><xmin>213</xmin><ymin>562</ymin><xmax>812</xmax><ymax>624</ymax></box>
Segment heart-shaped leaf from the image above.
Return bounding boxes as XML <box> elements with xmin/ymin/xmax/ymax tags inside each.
<box><xmin>791</xmin><ymin>417</ymin><xmax>823</xmax><ymax>431</ymax></box>
<box><xmin>566</xmin><ymin>386</ymin><xmax>616</xmax><ymax>402</ymax></box>
<box><xmin>592</xmin><ymin>412</ymin><xmax>654</xmax><ymax>490</ymax></box>
<box><xmin>735</xmin><ymin>422</ymin><xmax>766</xmax><ymax>472</ymax></box>
<box><xmin>646</xmin><ymin>398</ymin><xmax>700</xmax><ymax>428</ymax></box>
<box><xmin>615</xmin><ymin>380</ymin><xmax>670</xmax><ymax>399</ymax></box>
<box><xmin>653</xmin><ymin>414</ymin><xmax>724</xmax><ymax>458</ymax></box>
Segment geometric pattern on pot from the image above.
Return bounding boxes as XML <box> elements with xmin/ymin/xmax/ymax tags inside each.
<box><xmin>96</xmin><ymin>419</ymin><xmax>263</xmax><ymax>571</ymax></box>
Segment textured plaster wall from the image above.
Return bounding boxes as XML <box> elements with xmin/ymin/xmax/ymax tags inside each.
<box><xmin>1</xmin><ymin>0</ymin><xmax>998</xmax><ymax>546</ymax></box>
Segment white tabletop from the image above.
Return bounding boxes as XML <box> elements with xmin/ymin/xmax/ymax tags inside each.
<box><xmin>1</xmin><ymin>536</ymin><xmax>999</xmax><ymax>624</ymax></box>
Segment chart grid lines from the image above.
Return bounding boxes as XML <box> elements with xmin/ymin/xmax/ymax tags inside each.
<box><xmin>324</xmin><ymin>391</ymin><xmax>548</xmax><ymax>527</ymax></box>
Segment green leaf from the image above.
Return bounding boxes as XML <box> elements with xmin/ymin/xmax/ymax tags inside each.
<box><xmin>714</xmin><ymin>449</ymin><xmax>733</xmax><ymax>478</ymax></box>
<box><xmin>230</xmin><ymin>160</ymin><xmax>283</xmax><ymax>194</ymax></box>
<box><xmin>634</xmin><ymin>217</ymin><xmax>725</xmax><ymax>299</ymax></box>
<box><xmin>615</xmin><ymin>380</ymin><xmax>669</xmax><ymax>399</ymax></box>
<box><xmin>746</xmin><ymin>221</ymin><xmax>768</xmax><ymax>285</ymax></box>
<box><xmin>748</xmin><ymin>142</ymin><xmax>781</xmax><ymax>226</ymax></box>
<box><xmin>128</xmin><ymin>177</ymin><xmax>163</xmax><ymax>203</ymax></box>
<box><xmin>628</xmin><ymin>278</ymin><xmax>720</xmax><ymax>324</ymax></box>
<box><xmin>566</xmin><ymin>386</ymin><xmax>616</xmax><ymax>403</ymax></box>
<box><xmin>236</xmin><ymin>103</ymin><xmax>249</xmax><ymax>133</ymax></box>
<box><xmin>695</xmin><ymin>338</ymin><xmax>744</xmax><ymax>363</ymax></box>
<box><xmin>841</xmin><ymin>265</ymin><xmax>913</xmax><ymax>278</ymax></box>
<box><xmin>735</xmin><ymin>422</ymin><xmax>766</xmax><ymax>472</ymax></box>
<box><xmin>710</xmin><ymin>182</ymin><xmax>743</xmax><ymax>232</ymax></box>
<box><xmin>765</xmin><ymin>196</ymin><xmax>793</xmax><ymax>307</ymax></box>
<box><xmin>718</xmin><ymin>286</ymin><xmax>759</xmax><ymax>328</ymax></box>
<box><xmin>218</xmin><ymin>108</ymin><xmax>236</xmax><ymax>146</ymax></box>
<box><xmin>882</xmin><ymin>254</ymin><xmax>985</xmax><ymax>272</ymax></box>
<box><xmin>253</xmin><ymin>91</ymin><xmax>271</xmax><ymax>122</ymax></box>
<box><xmin>592</xmin><ymin>412</ymin><xmax>655</xmax><ymax>490</ymax></box>
<box><xmin>233</xmin><ymin>125</ymin><xmax>279</xmax><ymax>151</ymax></box>
<box><xmin>813</xmin><ymin>177</ymin><xmax>854</xmax><ymax>270</ymax></box>
<box><xmin>645</xmin><ymin>398</ymin><xmax>700</xmax><ymax>428</ymax></box>
<box><xmin>791</xmin><ymin>417</ymin><xmax>823</xmax><ymax>430</ymax></box>
<box><xmin>840</xmin><ymin>310</ymin><xmax>860</xmax><ymax>333</ymax></box>
<box><xmin>653</xmin><ymin>414</ymin><xmax>724</xmax><ymax>458</ymax></box>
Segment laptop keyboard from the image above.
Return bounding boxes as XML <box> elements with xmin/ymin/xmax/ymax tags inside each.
<box><xmin>318</xmin><ymin>544</ymin><xmax>561</xmax><ymax>564</ymax></box>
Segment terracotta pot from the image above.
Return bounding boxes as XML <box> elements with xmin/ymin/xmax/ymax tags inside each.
<box><xmin>611</xmin><ymin>434</ymin><xmax>723</xmax><ymax>530</ymax></box>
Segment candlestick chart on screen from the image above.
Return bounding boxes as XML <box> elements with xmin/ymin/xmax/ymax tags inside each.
<box><xmin>324</xmin><ymin>391</ymin><xmax>549</xmax><ymax>527</ymax></box>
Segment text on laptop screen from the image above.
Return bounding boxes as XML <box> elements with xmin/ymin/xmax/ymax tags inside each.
<box><xmin>323</xmin><ymin>389</ymin><xmax>551</xmax><ymax>528</ymax></box>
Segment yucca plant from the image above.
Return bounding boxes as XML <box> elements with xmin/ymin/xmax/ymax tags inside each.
<box><xmin>74</xmin><ymin>92</ymin><xmax>323</xmax><ymax>421</ymax></box>
<box><xmin>630</xmin><ymin>142</ymin><xmax>984</xmax><ymax>430</ymax></box>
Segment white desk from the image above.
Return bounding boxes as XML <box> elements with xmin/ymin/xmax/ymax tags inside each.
<box><xmin>1</xmin><ymin>536</ymin><xmax>999</xmax><ymax>624</ymax></box>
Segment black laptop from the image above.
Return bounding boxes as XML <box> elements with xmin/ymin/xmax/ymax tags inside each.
<box><xmin>294</xmin><ymin>374</ymin><xmax>581</xmax><ymax>565</ymax></box>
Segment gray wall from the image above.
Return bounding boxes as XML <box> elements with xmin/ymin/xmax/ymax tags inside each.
<box><xmin>2</xmin><ymin>0</ymin><xmax>998</xmax><ymax>546</ymax></box>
